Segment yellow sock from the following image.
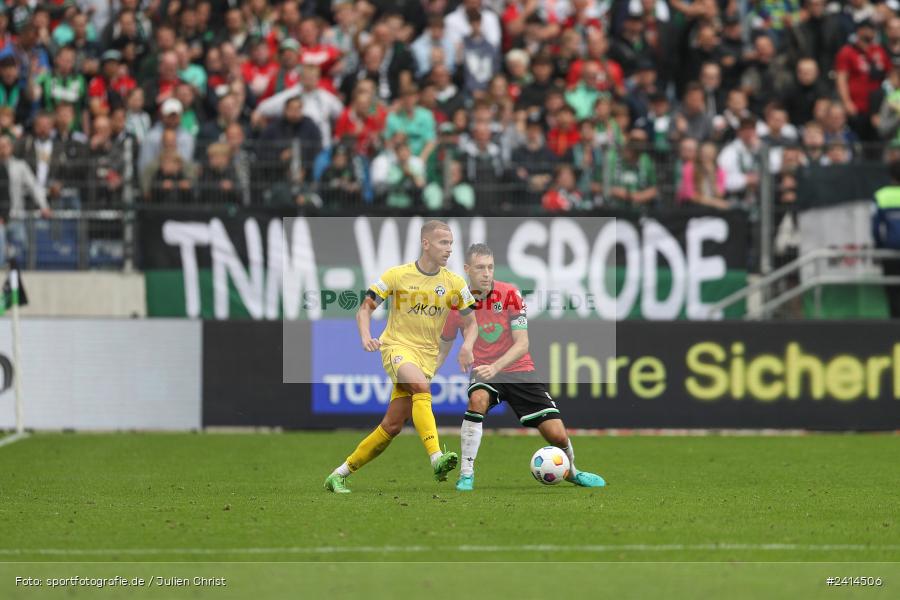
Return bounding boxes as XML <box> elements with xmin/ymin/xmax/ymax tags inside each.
<box><xmin>411</xmin><ymin>392</ymin><xmax>440</xmax><ymax>456</ymax></box>
<box><xmin>345</xmin><ymin>425</ymin><xmax>394</xmax><ymax>472</ymax></box>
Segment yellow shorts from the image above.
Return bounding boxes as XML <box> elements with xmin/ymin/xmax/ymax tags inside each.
<box><xmin>381</xmin><ymin>345</ymin><xmax>435</xmax><ymax>401</ymax></box>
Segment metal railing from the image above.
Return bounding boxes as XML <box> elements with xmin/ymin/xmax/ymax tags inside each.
<box><xmin>9</xmin><ymin>209</ymin><xmax>130</xmax><ymax>271</ymax></box>
<box><xmin>706</xmin><ymin>248</ymin><xmax>900</xmax><ymax>320</ymax></box>
<box><xmin>7</xmin><ymin>138</ymin><xmax>899</xmax><ymax>283</ymax></box>
<box><xmin>45</xmin><ymin>140</ymin><xmax>727</xmax><ymax>211</ymax></box>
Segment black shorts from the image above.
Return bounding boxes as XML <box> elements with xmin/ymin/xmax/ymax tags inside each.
<box><xmin>467</xmin><ymin>370</ymin><xmax>561</xmax><ymax>428</ymax></box>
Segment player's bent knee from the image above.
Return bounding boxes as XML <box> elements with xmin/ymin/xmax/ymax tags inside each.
<box><xmin>379</xmin><ymin>419</ymin><xmax>403</xmax><ymax>437</ymax></box>
<box><xmin>398</xmin><ymin>379</ymin><xmax>430</xmax><ymax>397</ymax></box>
<box><xmin>408</xmin><ymin>382</ymin><xmax>431</xmax><ymax>396</ymax></box>
<box><xmin>468</xmin><ymin>391</ymin><xmax>490</xmax><ymax>414</ymax></box>
<box><xmin>541</xmin><ymin>420</ymin><xmax>568</xmax><ymax>446</ymax></box>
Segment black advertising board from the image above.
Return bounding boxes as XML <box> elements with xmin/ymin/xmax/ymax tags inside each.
<box><xmin>202</xmin><ymin>321</ymin><xmax>900</xmax><ymax>431</ymax></box>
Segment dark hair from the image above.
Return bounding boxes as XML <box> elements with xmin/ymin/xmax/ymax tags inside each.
<box><xmin>764</xmin><ymin>101</ymin><xmax>786</xmax><ymax>114</ymax></box>
<box><xmin>738</xmin><ymin>116</ymin><xmax>757</xmax><ymax>130</ymax></box>
<box><xmin>555</xmin><ymin>163</ymin><xmax>576</xmax><ymax>177</ymax></box>
<box><xmin>683</xmin><ymin>81</ymin><xmax>704</xmax><ymax>97</ymax></box>
<box><xmin>465</xmin><ymin>243</ymin><xmax>493</xmax><ymax>264</ymax></box>
<box><xmin>890</xmin><ymin>159</ymin><xmax>900</xmax><ymax>184</ymax></box>
<box><xmin>533</xmin><ymin>52</ymin><xmax>553</xmax><ymax>66</ymax></box>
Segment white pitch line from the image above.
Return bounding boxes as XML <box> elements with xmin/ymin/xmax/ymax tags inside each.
<box><xmin>0</xmin><ymin>432</ymin><xmax>29</xmax><ymax>449</ymax></box>
<box><xmin>0</xmin><ymin>544</ymin><xmax>898</xmax><ymax>556</ymax></box>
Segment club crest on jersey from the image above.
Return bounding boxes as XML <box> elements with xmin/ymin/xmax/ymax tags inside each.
<box><xmin>514</xmin><ymin>289</ymin><xmax>527</xmax><ymax>311</ymax></box>
<box><xmin>492</xmin><ymin>302</ymin><xmax>503</xmax><ymax>313</ymax></box>
<box><xmin>434</xmin><ymin>285</ymin><xmax>446</xmax><ymax>297</ymax></box>
<box><xmin>393</xmin><ymin>355</ymin><xmax>403</xmax><ymax>364</ymax></box>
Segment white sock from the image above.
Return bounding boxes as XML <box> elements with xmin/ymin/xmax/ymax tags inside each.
<box><xmin>333</xmin><ymin>462</ymin><xmax>351</xmax><ymax>477</ymax></box>
<box><xmin>560</xmin><ymin>440</ymin><xmax>578</xmax><ymax>475</ymax></box>
<box><xmin>429</xmin><ymin>451</ymin><xmax>443</xmax><ymax>467</ymax></box>
<box><xmin>460</xmin><ymin>418</ymin><xmax>483</xmax><ymax>476</ymax></box>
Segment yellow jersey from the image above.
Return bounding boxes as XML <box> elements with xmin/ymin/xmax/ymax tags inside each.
<box><xmin>368</xmin><ymin>261</ymin><xmax>475</xmax><ymax>360</ymax></box>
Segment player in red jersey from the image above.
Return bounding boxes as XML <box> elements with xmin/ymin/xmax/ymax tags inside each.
<box><xmin>438</xmin><ymin>243</ymin><xmax>606</xmax><ymax>491</ymax></box>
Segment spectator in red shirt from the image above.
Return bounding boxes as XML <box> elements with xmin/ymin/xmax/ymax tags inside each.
<box><xmin>835</xmin><ymin>19</ymin><xmax>890</xmax><ymax>139</ymax></box>
<box><xmin>560</xmin><ymin>0</ymin><xmax>607</xmax><ymax>34</ymax></box>
<box><xmin>547</xmin><ymin>104</ymin><xmax>580</xmax><ymax>156</ymax></box>
<box><xmin>333</xmin><ymin>81</ymin><xmax>386</xmax><ymax>157</ymax></box>
<box><xmin>242</xmin><ymin>38</ymin><xmax>278</xmax><ymax>101</ymax></box>
<box><xmin>88</xmin><ymin>50</ymin><xmax>136</xmax><ymax>116</ymax></box>
<box><xmin>298</xmin><ymin>17</ymin><xmax>341</xmax><ymax>80</ymax></box>
<box><xmin>203</xmin><ymin>47</ymin><xmax>228</xmax><ymax>99</ymax></box>
<box><xmin>141</xmin><ymin>50</ymin><xmax>180</xmax><ymax>114</ymax></box>
<box><xmin>543</xmin><ymin>163</ymin><xmax>588</xmax><ymax>211</ymax></box>
<box><xmin>501</xmin><ymin>0</ymin><xmax>556</xmax><ymax>52</ymax></box>
<box><xmin>566</xmin><ymin>27</ymin><xmax>625</xmax><ymax>97</ymax></box>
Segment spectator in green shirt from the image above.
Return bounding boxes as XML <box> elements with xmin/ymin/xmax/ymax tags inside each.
<box><xmin>175</xmin><ymin>39</ymin><xmax>207</xmax><ymax>95</ymax></box>
<box><xmin>384</xmin><ymin>83</ymin><xmax>437</xmax><ymax>165</ymax></box>
<box><xmin>607</xmin><ymin>128</ymin><xmax>658</xmax><ymax>209</ymax></box>
<box><xmin>565</xmin><ymin>60</ymin><xmax>601</xmax><ymax>121</ymax></box>
<box><xmin>35</xmin><ymin>46</ymin><xmax>87</xmax><ymax>126</ymax></box>
<box><xmin>174</xmin><ymin>82</ymin><xmax>200</xmax><ymax>138</ymax></box>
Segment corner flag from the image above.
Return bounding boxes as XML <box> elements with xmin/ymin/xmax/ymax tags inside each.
<box><xmin>0</xmin><ymin>261</ymin><xmax>27</xmax><ymax>315</ymax></box>
<box><xmin>2</xmin><ymin>259</ymin><xmax>27</xmax><ymax>434</ymax></box>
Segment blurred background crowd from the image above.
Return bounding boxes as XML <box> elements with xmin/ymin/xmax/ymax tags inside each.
<box><xmin>0</xmin><ymin>0</ymin><xmax>899</xmax><ymax>213</ymax></box>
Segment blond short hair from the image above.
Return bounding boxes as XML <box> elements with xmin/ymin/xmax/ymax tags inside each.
<box><xmin>421</xmin><ymin>220</ymin><xmax>450</xmax><ymax>240</ymax></box>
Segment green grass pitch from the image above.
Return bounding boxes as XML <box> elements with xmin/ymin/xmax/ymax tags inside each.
<box><xmin>0</xmin><ymin>432</ymin><xmax>898</xmax><ymax>598</ymax></box>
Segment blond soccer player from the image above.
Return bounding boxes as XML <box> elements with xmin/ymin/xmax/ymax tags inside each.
<box><xmin>324</xmin><ymin>220</ymin><xmax>478</xmax><ymax>493</ymax></box>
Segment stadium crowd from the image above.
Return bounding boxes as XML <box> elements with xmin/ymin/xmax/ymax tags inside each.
<box><xmin>0</xmin><ymin>0</ymin><xmax>898</xmax><ymax>213</ymax></box>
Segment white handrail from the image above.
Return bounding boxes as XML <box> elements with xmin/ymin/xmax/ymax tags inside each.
<box><xmin>706</xmin><ymin>248</ymin><xmax>900</xmax><ymax>319</ymax></box>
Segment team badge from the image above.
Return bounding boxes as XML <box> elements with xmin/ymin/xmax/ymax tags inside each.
<box><xmin>492</xmin><ymin>302</ymin><xmax>503</xmax><ymax>313</ymax></box>
<box><xmin>514</xmin><ymin>289</ymin><xmax>527</xmax><ymax>311</ymax></box>
<box><xmin>393</xmin><ymin>355</ymin><xmax>403</xmax><ymax>364</ymax></box>
<box><xmin>434</xmin><ymin>285</ymin><xmax>446</xmax><ymax>297</ymax></box>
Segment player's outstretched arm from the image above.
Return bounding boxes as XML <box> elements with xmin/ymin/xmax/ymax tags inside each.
<box><xmin>357</xmin><ymin>294</ymin><xmax>382</xmax><ymax>352</ymax></box>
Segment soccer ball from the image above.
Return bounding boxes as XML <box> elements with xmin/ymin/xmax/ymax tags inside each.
<box><xmin>530</xmin><ymin>446</ymin><xmax>570</xmax><ymax>485</ymax></box>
